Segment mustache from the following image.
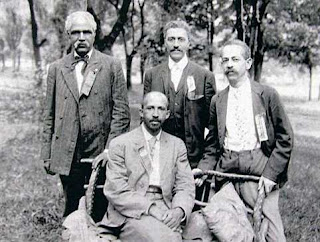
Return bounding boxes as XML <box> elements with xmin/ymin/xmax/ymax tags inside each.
<box><xmin>74</xmin><ymin>42</ymin><xmax>89</xmax><ymax>48</ymax></box>
<box><xmin>225</xmin><ymin>69</ymin><xmax>237</xmax><ymax>75</ymax></box>
<box><xmin>170</xmin><ymin>48</ymin><xmax>182</xmax><ymax>52</ymax></box>
<box><xmin>150</xmin><ymin>119</ymin><xmax>160</xmax><ymax>122</ymax></box>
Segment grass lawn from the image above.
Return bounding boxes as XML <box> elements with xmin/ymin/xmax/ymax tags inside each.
<box><xmin>0</xmin><ymin>69</ymin><xmax>319</xmax><ymax>241</ymax></box>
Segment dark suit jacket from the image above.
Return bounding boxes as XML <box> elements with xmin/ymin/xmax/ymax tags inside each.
<box><xmin>144</xmin><ymin>60</ymin><xmax>216</xmax><ymax>167</ymax></box>
<box><xmin>41</xmin><ymin>49</ymin><xmax>130</xmax><ymax>175</ymax></box>
<box><xmin>102</xmin><ymin>126</ymin><xmax>195</xmax><ymax>227</ymax></box>
<box><xmin>198</xmin><ymin>81</ymin><xmax>294</xmax><ymax>186</ymax></box>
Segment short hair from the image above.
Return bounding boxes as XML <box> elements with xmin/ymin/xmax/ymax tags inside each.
<box><xmin>221</xmin><ymin>39</ymin><xmax>251</xmax><ymax>59</ymax></box>
<box><xmin>65</xmin><ymin>11</ymin><xmax>97</xmax><ymax>34</ymax></box>
<box><xmin>163</xmin><ymin>20</ymin><xmax>191</xmax><ymax>40</ymax></box>
<box><xmin>142</xmin><ymin>92</ymin><xmax>169</xmax><ymax>109</ymax></box>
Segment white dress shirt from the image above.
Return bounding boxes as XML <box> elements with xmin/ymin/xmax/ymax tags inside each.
<box><xmin>74</xmin><ymin>49</ymin><xmax>93</xmax><ymax>94</ymax></box>
<box><xmin>224</xmin><ymin>79</ymin><xmax>260</xmax><ymax>151</ymax></box>
<box><xmin>141</xmin><ymin>124</ymin><xmax>161</xmax><ymax>187</ymax></box>
<box><xmin>168</xmin><ymin>54</ymin><xmax>188</xmax><ymax>91</ymax></box>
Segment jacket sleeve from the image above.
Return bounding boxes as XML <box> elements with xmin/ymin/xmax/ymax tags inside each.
<box><xmin>40</xmin><ymin>64</ymin><xmax>56</xmax><ymax>161</ymax></box>
<box><xmin>204</xmin><ymin>71</ymin><xmax>217</xmax><ymax>121</ymax></box>
<box><xmin>106</xmin><ymin>60</ymin><xmax>130</xmax><ymax>148</ymax></box>
<box><xmin>262</xmin><ymin>88</ymin><xmax>294</xmax><ymax>183</ymax></box>
<box><xmin>171</xmin><ymin>139</ymin><xmax>195</xmax><ymax>221</ymax></box>
<box><xmin>104</xmin><ymin>139</ymin><xmax>154</xmax><ymax>219</ymax></box>
<box><xmin>197</xmin><ymin>96</ymin><xmax>220</xmax><ymax>171</ymax></box>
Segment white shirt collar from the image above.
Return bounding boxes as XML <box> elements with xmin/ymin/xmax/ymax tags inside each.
<box><xmin>168</xmin><ymin>54</ymin><xmax>188</xmax><ymax>70</ymax></box>
<box><xmin>229</xmin><ymin>77</ymin><xmax>251</xmax><ymax>95</ymax></box>
<box><xmin>74</xmin><ymin>48</ymin><xmax>93</xmax><ymax>59</ymax></box>
<box><xmin>141</xmin><ymin>123</ymin><xmax>161</xmax><ymax>142</ymax></box>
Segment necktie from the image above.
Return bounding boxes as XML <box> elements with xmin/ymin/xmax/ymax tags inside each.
<box><xmin>72</xmin><ymin>55</ymin><xmax>89</xmax><ymax>75</ymax></box>
<box><xmin>148</xmin><ymin>137</ymin><xmax>157</xmax><ymax>160</ymax></box>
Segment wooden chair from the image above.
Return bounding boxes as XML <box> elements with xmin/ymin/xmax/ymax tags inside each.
<box><xmin>69</xmin><ymin>159</ymin><xmax>266</xmax><ymax>242</ymax></box>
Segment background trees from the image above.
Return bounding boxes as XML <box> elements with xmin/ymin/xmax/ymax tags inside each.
<box><xmin>0</xmin><ymin>0</ymin><xmax>319</xmax><ymax>98</ymax></box>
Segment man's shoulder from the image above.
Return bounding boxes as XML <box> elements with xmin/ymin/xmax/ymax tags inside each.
<box><xmin>252</xmin><ymin>81</ymin><xmax>279</xmax><ymax>98</ymax></box>
<box><xmin>109</xmin><ymin>128</ymin><xmax>140</xmax><ymax>146</ymax></box>
<box><xmin>145</xmin><ymin>62</ymin><xmax>167</xmax><ymax>74</ymax></box>
<box><xmin>189</xmin><ymin>61</ymin><xmax>213</xmax><ymax>75</ymax></box>
<box><xmin>162</xmin><ymin>131</ymin><xmax>185</xmax><ymax>146</ymax></box>
<box><xmin>92</xmin><ymin>49</ymin><xmax>120</xmax><ymax>64</ymax></box>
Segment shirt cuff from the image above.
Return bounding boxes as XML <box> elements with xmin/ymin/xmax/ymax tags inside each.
<box><xmin>175</xmin><ymin>207</ymin><xmax>186</xmax><ymax>222</ymax></box>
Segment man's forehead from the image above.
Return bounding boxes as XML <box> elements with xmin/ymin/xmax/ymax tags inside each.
<box><xmin>221</xmin><ymin>45</ymin><xmax>244</xmax><ymax>57</ymax></box>
<box><xmin>70</xmin><ymin>19</ymin><xmax>92</xmax><ymax>31</ymax></box>
<box><xmin>144</xmin><ymin>95</ymin><xmax>167</xmax><ymax>107</ymax></box>
<box><xmin>166</xmin><ymin>28</ymin><xmax>188</xmax><ymax>37</ymax></box>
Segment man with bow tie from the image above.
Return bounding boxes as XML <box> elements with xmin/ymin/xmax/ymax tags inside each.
<box><xmin>102</xmin><ymin>92</ymin><xmax>195</xmax><ymax>242</ymax></box>
<box><xmin>144</xmin><ymin>20</ymin><xmax>216</xmax><ymax>170</ymax></box>
<box><xmin>41</xmin><ymin>11</ymin><xmax>130</xmax><ymax>217</ymax></box>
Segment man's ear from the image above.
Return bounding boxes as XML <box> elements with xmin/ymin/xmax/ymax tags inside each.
<box><xmin>245</xmin><ymin>58</ymin><xmax>253</xmax><ymax>70</ymax></box>
<box><xmin>165</xmin><ymin>110</ymin><xmax>170</xmax><ymax>120</ymax></box>
<box><xmin>139</xmin><ymin>107</ymin><xmax>144</xmax><ymax>119</ymax></box>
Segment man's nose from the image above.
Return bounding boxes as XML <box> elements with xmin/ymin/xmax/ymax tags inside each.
<box><xmin>79</xmin><ymin>32</ymin><xmax>85</xmax><ymax>40</ymax></box>
<box><xmin>152</xmin><ymin>109</ymin><xmax>159</xmax><ymax>117</ymax></box>
<box><xmin>173</xmin><ymin>39</ymin><xmax>180</xmax><ymax>47</ymax></box>
<box><xmin>226</xmin><ymin>60</ymin><xmax>233</xmax><ymax>68</ymax></box>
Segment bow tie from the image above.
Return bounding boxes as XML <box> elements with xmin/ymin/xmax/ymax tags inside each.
<box><xmin>72</xmin><ymin>55</ymin><xmax>89</xmax><ymax>75</ymax></box>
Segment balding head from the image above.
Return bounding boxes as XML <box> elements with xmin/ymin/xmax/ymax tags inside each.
<box><xmin>140</xmin><ymin>92</ymin><xmax>170</xmax><ymax>136</ymax></box>
<box><xmin>142</xmin><ymin>92</ymin><xmax>169</xmax><ymax>109</ymax></box>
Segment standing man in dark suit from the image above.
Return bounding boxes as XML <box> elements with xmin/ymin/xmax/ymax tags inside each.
<box><xmin>41</xmin><ymin>11</ymin><xmax>130</xmax><ymax>217</ymax></box>
<box><xmin>102</xmin><ymin>91</ymin><xmax>195</xmax><ymax>242</ymax></box>
<box><xmin>194</xmin><ymin>40</ymin><xmax>294</xmax><ymax>241</ymax></box>
<box><xmin>144</xmin><ymin>20</ymin><xmax>216</xmax><ymax>169</ymax></box>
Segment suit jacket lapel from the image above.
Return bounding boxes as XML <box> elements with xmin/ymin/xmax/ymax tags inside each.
<box><xmin>80</xmin><ymin>49</ymin><xmax>102</xmax><ymax>97</ymax></box>
<box><xmin>160</xmin><ymin>63</ymin><xmax>171</xmax><ymax>96</ymax></box>
<box><xmin>177</xmin><ymin>61</ymin><xmax>191</xmax><ymax>94</ymax></box>
<box><xmin>251</xmin><ymin>81</ymin><xmax>265</xmax><ymax>115</ymax></box>
<box><xmin>216</xmin><ymin>88</ymin><xmax>229</xmax><ymax>148</ymax></box>
<box><xmin>135</xmin><ymin>127</ymin><xmax>152</xmax><ymax>174</ymax></box>
<box><xmin>61</xmin><ymin>54</ymin><xmax>79</xmax><ymax>102</ymax></box>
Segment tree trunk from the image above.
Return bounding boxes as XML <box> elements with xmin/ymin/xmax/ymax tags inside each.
<box><xmin>308</xmin><ymin>63</ymin><xmax>313</xmax><ymax>101</ymax></box>
<box><xmin>207</xmin><ymin>0</ymin><xmax>214</xmax><ymax>71</ymax></box>
<box><xmin>235</xmin><ymin>0</ymin><xmax>245</xmax><ymax>40</ymax></box>
<box><xmin>27</xmin><ymin>0</ymin><xmax>43</xmax><ymax>87</ymax></box>
<box><xmin>140</xmin><ymin>52</ymin><xmax>147</xmax><ymax>84</ymax></box>
<box><xmin>126</xmin><ymin>55</ymin><xmax>133</xmax><ymax>90</ymax></box>
<box><xmin>94</xmin><ymin>0</ymin><xmax>132</xmax><ymax>53</ymax></box>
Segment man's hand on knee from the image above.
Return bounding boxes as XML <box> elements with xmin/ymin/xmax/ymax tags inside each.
<box><xmin>149</xmin><ymin>204</ymin><xmax>165</xmax><ymax>222</ymax></box>
<box><xmin>162</xmin><ymin>207</ymin><xmax>184</xmax><ymax>230</ymax></box>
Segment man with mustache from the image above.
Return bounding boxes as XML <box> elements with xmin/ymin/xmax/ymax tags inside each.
<box><xmin>102</xmin><ymin>92</ymin><xmax>195</xmax><ymax>242</ymax></box>
<box><xmin>194</xmin><ymin>40</ymin><xmax>293</xmax><ymax>241</ymax></box>
<box><xmin>144</xmin><ymin>20</ymin><xmax>216</xmax><ymax>170</ymax></box>
<box><xmin>41</xmin><ymin>11</ymin><xmax>130</xmax><ymax>218</ymax></box>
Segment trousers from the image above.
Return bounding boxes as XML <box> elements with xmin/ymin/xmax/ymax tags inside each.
<box><xmin>217</xmin><ymin>148</ymin><xmax>286</xmax><ymax>242</ymax></box>
<box><xmin>119</xmin><ymin>192</ymin><xmax>182</xmax><ymax>242</ymax></box>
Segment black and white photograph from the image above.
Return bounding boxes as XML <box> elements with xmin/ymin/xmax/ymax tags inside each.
<box><xmin>0</xmin><ymin>0</ymin><xmax>319</xmax><ymax>241</ymax></box>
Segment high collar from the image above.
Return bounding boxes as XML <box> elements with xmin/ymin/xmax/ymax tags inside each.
<box><xmin>168</xmin><ymin>54</ymin><xmax>188</xmax><ymax>70</ymax></box>
<box><xmin>229</xmin><ymin>77</ymin><xmax>251</xmax><ymax>95</ymax></box>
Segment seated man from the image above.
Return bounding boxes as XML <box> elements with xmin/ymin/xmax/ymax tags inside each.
<box><xmin>102</xmin><ymin>91</ymin><xmax>195</xmax><ymax>242</ymax></box>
